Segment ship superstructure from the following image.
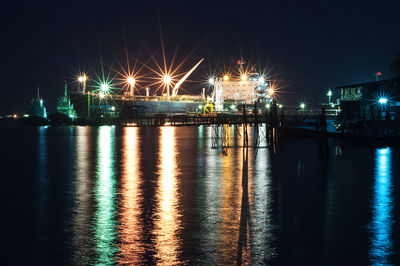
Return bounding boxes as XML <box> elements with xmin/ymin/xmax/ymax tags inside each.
<box><xmin>57</xmin><ymin>83</ymin><xmax>77</xmax><ymax>119</ymax></box>
<box><xmin>28</xmin><ymin>88</ymin><xmax>47</xmax><ymax>118</ymax></box>
<box><xmin>212</xmin><ymin>74</ymin><xmax>272</xmax><ymax>111</ymax></box>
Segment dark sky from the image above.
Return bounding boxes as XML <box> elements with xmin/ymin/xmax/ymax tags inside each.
<box><xmin>1</xmin><ymin>0</ymin><xmax>399</xmax><ymax>113</ymax></box>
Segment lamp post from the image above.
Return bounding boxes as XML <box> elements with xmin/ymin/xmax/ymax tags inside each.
<box><xmin>127</xmin><ymin>76</ymin><xmax>135</xmax><ymax>96</ymax></box>
<box><xmin>163</xmin><ymin>75</ymin><xmax>171</xmax><ymax>101</ymax></box>
<box><xmin>300</xmin><ymin>103</ymin><xmax>305</xmax><ymax>115</ymax></box>
<box><xmin>376</xmin><ymin>72</ymin><xmax>382</xmax><ymax>81</ymax></box>
<box><xmin>327</xmin><ymin>89</ymin><xmax>332</xmax><ymax>104</ymax></box>
<box><xmin>78</xmin><ymin>74</ymin><xmax>87</xmax><ymax>94</ymax></box>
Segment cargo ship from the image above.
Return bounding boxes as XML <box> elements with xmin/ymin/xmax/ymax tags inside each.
<box><xmin>69</xmin><ymin>74</ymin><xmax>272</xmax><ymax>119</ymax></box>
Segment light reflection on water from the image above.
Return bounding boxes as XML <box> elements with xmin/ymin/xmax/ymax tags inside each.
<box><xmin>251</xmin><ymin>140</ymin><xmax>277</xmax><ymax>263</ymax></box>
<box><xmin>35</xmin><ymin>126</ymin><xmax>49</xmax><ymax>261</ymax></box>
<box><xmin>93</xmin><ymin>126</ymin><xmax>119</xmax><ymax>264</ymax></box>
<box><xmin>154</xmin><ymin>126</ymin><xmax>182</xmax><ymax>264</ymax></box>
<box><xmin>369</xmin><ymin>147</ymin><xmax>393</xmax><ymax>264</ymax></box>
<box><xmin>21</xmin><ymin>125</ymin><xmax>400</xmax><ymax>264</ymax></box>
<box><xmin>73</xmin><ymin>127</ymin><xmax>93</xmax><ymax>264</ymax></box>
<box><xmin>118</xmin><ymin>127</ymin><xmax>144</xmax><ymax>264</ymax></box>
<box><xmin>218</xmin><ymin>131</ymin><xmax>242</xmax><ymax>264</ymax></box>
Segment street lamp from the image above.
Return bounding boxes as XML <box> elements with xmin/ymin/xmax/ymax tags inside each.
<box><xmin>208</xmin><ymin>77</ymin><xmax>215</xmax><ymax>85</ymax></box>
<box><xmin>327</xmin><ymin>89</ymin><xmax>332</xmax><ymax>104</ymax></box>
<box><xmin>378</xmin><ymin>97</ymin><xmax>388</xmax><ymax>104</ymax></box>
<box><xmin>300</xmin><ymin>103</ymin><xmax>305</xmax><ymax>114</ymax></box>
<box><xmin>101</xmin><ymin>83</ymin><xmax>109</xmax><ymax>92</ymax></box>
<box><xmin>127</xmin><ymin>76</ymin><xmax>135</xmax><ymax>96</ymax></box>
<box><xmin>78</xmin><ymin>74</ymin><xmax>87</xmax><ymax>94</ymax></box>
<box><xmin>163</xmin><ymin>75</ymin><xmax>171</xmax><ymax>101</ymax></box>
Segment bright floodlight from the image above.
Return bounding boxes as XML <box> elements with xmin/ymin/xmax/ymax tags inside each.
<box><xmin>208</xmin><ymin>78</ymin><xmax>215</xmax><ymax>85</ymax></box>
<box><xmin>78</xmin><ymin>74</ymin><xmax>87</xmax><ymax>82</ymax></box>
<box><xmin>241</xmin><ymin>74</ymin><xmax>247</xmax><ymax>81</ymax></box>
<box><xmin>163</xmin><ymin>75</ymin><xmax>171</xmax><ymax>85</ymax></box>
<box><xmin>223</xmin><ymin>75</ymin><xmax>229</xmax><ymax>81</ymax></box>
<box><xmin>266</xmin><ymin>104</ymin><xmax>271</xmax><ymax>109</ymax></box>
<box><xmin>268</xmin><ymin>88</ymin><xmax>274</xmax><ymax>95</ymax></box>
<box><xmin>379</xmin><ymin>97</ymin><xmax>388</xmax><ymax>104</ymax></box>
<box><xmin>99</xmin><ymin>91</ymin><xmax>105</xmax><ymax>99</ymax></box>
<box><xmin>101</xmin><ymin>83</ymin><xmax>109</xmax><ymax>92</ymax></box>
<box><xmin>300</xmin><ymin>103</ymin><xmax>305</xmax><ymax>109</ymax></box>
<box><xmin>327</xmin><ymin>89</ymin><xmax>332</xmax><ymax>97</ymax></box>
<box><xmin>127</xmin><ymin>76</ymin><xmax>135</xmax><ymax>85</ymax></box>
<box><xmin>259</xmin><ymin>77</ymin><xmax>265</xmax><ymax>84</ymax></box>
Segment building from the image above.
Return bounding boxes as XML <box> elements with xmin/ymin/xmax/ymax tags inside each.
<box><xmin>338</xmin><ymin>79</ymin><xmax>400</xmax><ymax>121</ymax></box>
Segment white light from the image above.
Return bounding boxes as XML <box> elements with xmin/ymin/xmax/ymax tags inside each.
<box><xmin>279</xmin><ymin>104</ymin><xmax>283</xmax><ymax>108</ymax></box>
<box><xmin>379</xmin><ymin>98</ymin><xmax>388</xmax><ymax>104</ymax></box>
<box><xmin>241</xmin><ymin>74</ymin><xmax>247</xmax><ymax>81</ymax></box>
<box><xmin>268</xmin><ymin>88</ymin><xmax>274</xmax><ymax>95</ymax></box>
<box><xmin>78</xmin><ymin>74</ymin><xmax>87</xmax><ymax>82</ymax></box>
<box><xmin>266</xmin><ymin>104</ymin><xmax>271</xmax><ymax>109</ymax></box>
<box><xmin>208</xmin><ymin>78</ymin><xmax>214</xmax><ymax>85</ymax></box>
<box><xmin>127</xmin><ymin>76</ymin><xmax>135</xmax><ymax>85</ymax></box>
<box><xmin>163</xmin><ymin>75</ymin><xmax>171</xmax><ymax>85</ymax></box>
<box><xmin>259</xmin><ymin>77</ymin><xmax>265</xmax><ymax>84</ymax></box>
<box><xmin>99</xmin><ymin>91</ymin><xmax>105</xmax><ymax>99</ymax></box>
<box><xmin>300</xmin><ymin>103</ymin><xmax>305</xmax><ymax>109</ymax></box>
<box><xmin>101</xmin><ymin>84</ymin><xmax>109</xmax><ymax>92</ymax></box>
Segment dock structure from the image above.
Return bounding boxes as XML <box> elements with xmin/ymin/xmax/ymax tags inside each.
<box><xmin>118</xmin><ymin>104</ymin><xmax>333</xmax><ymax>132</ymax></box>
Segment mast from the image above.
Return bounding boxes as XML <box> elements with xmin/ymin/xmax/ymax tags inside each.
<box><xmin>64</xmin><ymin>81</ymin><xmax>68</xmax><ymax>98</ymax></box>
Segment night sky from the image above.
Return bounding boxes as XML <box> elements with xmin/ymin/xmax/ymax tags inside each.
<box><xmin>1</xmin><ymin>0</ymin><xmax>400</xmax><ymax>113</ymax></box>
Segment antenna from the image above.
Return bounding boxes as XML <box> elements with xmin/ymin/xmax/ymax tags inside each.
<box><xmin>237</xmin><ymin>57</ymin><xmax>246</xmax><ymax>73</ymax></box>
<box><xmin>64</xmin><ymin>81</ymin><xmax>68</xmax><ymax>98</ymax></box>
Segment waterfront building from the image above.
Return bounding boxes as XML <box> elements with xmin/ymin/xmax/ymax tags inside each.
<box><xmin>338</xmin><ymin>78</ymin><xmax>400</xmax><ymax>121</ymax></box>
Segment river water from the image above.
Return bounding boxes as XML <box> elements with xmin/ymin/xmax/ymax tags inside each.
<box><xmin>2</xmin><ymin>124</ymin><xmax>400</xmax><ymax>265</ymax></box>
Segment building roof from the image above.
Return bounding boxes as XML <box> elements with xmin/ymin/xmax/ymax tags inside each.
<box><xmin>336</xmin><ymin>78</ymin><xmax>398</xmax><ymax>89</ymax></box>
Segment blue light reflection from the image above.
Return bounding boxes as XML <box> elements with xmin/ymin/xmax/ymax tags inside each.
<box><xmin>369</xmin><ymin>147</ymin><xmax>393</xmax><ymax>264</ymax></box>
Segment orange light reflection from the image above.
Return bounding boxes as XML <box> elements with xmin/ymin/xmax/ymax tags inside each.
<box><xmin>154</xmin><ymin>127</ymin><xmax>182</xmax><ymax>264</ymax></box>
<box><xmin>118</xmin><ymin>127</ymin><xmax>144</xmax><ymax>264</ymax></box>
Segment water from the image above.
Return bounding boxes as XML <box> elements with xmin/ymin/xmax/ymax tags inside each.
<box><xmin>2</xmin><ymin>124</ymin><xmax>400</xmax><ymax>265</ymax></box>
